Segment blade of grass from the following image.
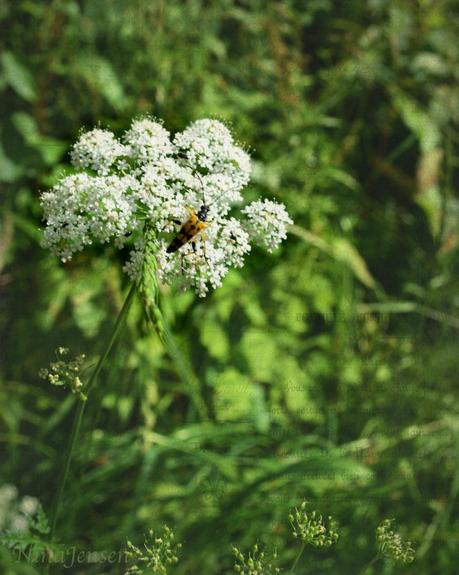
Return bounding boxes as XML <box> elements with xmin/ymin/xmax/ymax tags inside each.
<box><xmin>46</xmin><ymin>282</ymin><xmax>136</xmax><ymax>558</ymax></box>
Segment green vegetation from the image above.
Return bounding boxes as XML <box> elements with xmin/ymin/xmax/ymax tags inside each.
<box><xmin>1</xmin><ymin>0</ymin><xmax>459</xmax><ymax>573</ymax></box>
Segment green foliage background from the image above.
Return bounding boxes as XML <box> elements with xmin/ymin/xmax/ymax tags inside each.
<box><xmin>1</xmin><ymin>0</ymin><xmax>459</xmax><ymax>573</ymax></box>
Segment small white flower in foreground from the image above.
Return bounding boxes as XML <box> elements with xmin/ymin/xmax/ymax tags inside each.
<box><xmin>19</xmin><ymin>496</ymin><xmax>39</xmax><ymax>516</ymax></box>
<box><xmin>0</xmin><ymin>484</ymin><xmax>42</xmax><ymax>534</ymax></box>
<box><xmin>41</xmin><ymin>117</ymin><xmax>292</xmax><ymax>297</ymax></box>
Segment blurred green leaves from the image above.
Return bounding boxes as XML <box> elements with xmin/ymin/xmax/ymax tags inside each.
<box><xmin>1</xmin><ymin>0</ymin><xmax>459</xmax><ymax>573</ymax></box>
<box><xmin>72</xmin><ymin>53</ymin><xmax>127</xmax><ymax>111</ymax></box>
<box><xmin>1</xmin><ymin>51</ymin><xmax>36</xmax><ymax>102</ymax></box>
<box><xmin>13</xmin><ymin>112</ymin><xmax>67</xmax><ymax>166</ymax></box>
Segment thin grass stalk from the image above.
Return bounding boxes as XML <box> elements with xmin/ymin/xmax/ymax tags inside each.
<box><xmin>47</xmin><ymin>282</ymin><xmax>136</xmax><ymax>546</ymax></box>
<box><xmin>289</xmin><ymin>540</ymin><xmax>306</xmax><ymax>574</ymax></box>
<box><xmin>357</xmin><ymin>554</ymin><xmax>380</xmax><ymax>574</ymax></box>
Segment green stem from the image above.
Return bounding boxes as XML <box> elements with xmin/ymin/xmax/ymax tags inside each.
<box><xmin>48</xmin><ymin>400</ymin><xmax>86</xmax><ymax>543</ymax></box>
<box><xmin>358</xmin><ymin>554</ymin><xmax>380</xmax><ymax>575</ymax></box>
<box><xmin>289</xmin><ymin>540</ymin><xmax>306</xmax><ymax>574</ymax></box>
<box><xmin>48</xmin><ymin>282</ymin><xmax>137</xmax><ymax>544</ymax></box>
<box><xmin>139</xmin><ymin>226</ymin><xmax>209</xmax><ymax>420</ymax></box>
<box><xmin>147</xmin><ymin>296</ymin><xmax>209</xmax><ymax>421</ymax></box>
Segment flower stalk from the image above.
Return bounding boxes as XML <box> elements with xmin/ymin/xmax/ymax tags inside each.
<box><xmin>47</xmin><ymin>282</ymin><xmax>136</xmax><ymax>546</ymax></box>
<box><xmin>138</xmin><ymin>225</ymin><xmax>209</xmax><ymax>420</ymax></box>
<box><xmin>289</xmin><ymin>540</ymin><xmax>306</xmax><ymax>574</ymax></box>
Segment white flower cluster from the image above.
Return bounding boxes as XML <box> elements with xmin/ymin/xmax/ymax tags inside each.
<box><xmin>42</xmin><ymin>173</ymin><xmax>139</xmax><ymax>261</ymax></box>
<box><xmin>242</xmin><ymin>199</ymin><xmax>293</xmax><ymax>253</ymax></box>
<box><xmin>124</xmin><ymin>119</ymin><xmax>174</xmax><ymax>163</ymax></box>
<box><xmin>70</xmin><ymin>128</ymin><xmax>127</xmax><ymax>176</ymax></box>
<box><xmin>0</xmin><ymin>484</ymin><xmax>39</xmax><ymax>533</ymax></box>
<box><xmin>41</xmin><ymin>118</ymin><xmax>292</xmax><ymax>296</ymax></box>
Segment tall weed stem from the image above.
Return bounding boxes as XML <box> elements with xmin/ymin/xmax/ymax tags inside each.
<box><xmin>48</xmin><ymin>282</ymin><xmax>136</xmax><ymax>544</ymax></box>
<box><xmin>139</xmin><ymin>226</ymin><xmax>209</xmax><ymax>420</ymax></box>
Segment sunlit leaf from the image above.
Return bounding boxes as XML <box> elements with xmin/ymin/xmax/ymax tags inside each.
<box><xmin>1</xmin><ymin>51</ymin><xmax>36</xmax><ymax>101</ymax></box>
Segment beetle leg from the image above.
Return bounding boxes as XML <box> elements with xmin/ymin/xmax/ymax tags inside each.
<box><xmin>162</xmin><ymin>218</ymin><xmax>181</xmax><ymax>232</ymax></box>
<box><xmin>180</xmin><ymin>241</ymin><xmax>197</xmax><ymax>273</ymax></box>
<box><xmin>198</xmin><ymin>230</ymin><xmax>210</xmax><ymax>267</ymax></box>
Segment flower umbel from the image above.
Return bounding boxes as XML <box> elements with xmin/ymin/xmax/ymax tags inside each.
<box><xmin>41</xmin><ymin>118</ymin><xmax>292</xmax><ymax>297</ymax></box>
<box><xmin>376</xmin><ymin>519</ymin><xmax>415</xmax><ymax>564</ymax></box>
<box><xmin>125</xmin><ymin>526</ymin><xmax>181</xmax><ymax>575</ymax></box>
<box><xmin>39</xmin><ymin>347</ymin><xmax>86</xmax><ymax>400</ymax></box>
<box><xmin>0</xmin><ymin>485</ymin><xmax>47</xmax><ymax>536</ymax></box>
<box><xmin>233</xmin><ymin>544</ymin><xmax>280</xmax><ymax>575</ymax></box>
<box><xmin>289</xmin><ymin>501</ymin><xmax>339</xmax><ymax>548</ymax></box>
<box><xmin>70</xmin><ymin>128</ymin><xmax>127</xmax><ymax>175</ymax></box>
<box><xmin>242</xmin><ymin>199</ymin><xmax>293</xmax><ymax>252</ymax></box>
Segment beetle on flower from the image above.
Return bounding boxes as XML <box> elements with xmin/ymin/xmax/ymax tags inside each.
<box><xmin>41</xmin><ymin>118</ymin><xmax>292</xmax><ymax>297</ymax></box>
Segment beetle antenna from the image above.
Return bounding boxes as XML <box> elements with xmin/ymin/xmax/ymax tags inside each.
<box><xmin>193</xmin><ymin>170</ymin><xmax>233</xmax><ymax>208</ymax></box>
<box><xmin>193</xmin><ymin>171</ymin><xmax>208</xmax><ymax>206</ymax></box>
<box><xmin>180</xmin><ymin>158</ymin><xmax>234</xmax><ymax>208</ymax></box>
